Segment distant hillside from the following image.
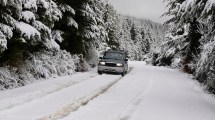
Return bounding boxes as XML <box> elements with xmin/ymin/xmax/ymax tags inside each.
<box><xmin>116</xmin><ymin>15</ymin><xmax>167</xmax><ymax>60</ymax></box>
<box><xmin>103</xmin><ymin>2</ymin><xmax>167</xmax><ymax>60</ymax></box>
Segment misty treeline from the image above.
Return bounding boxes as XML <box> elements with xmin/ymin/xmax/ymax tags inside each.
<box><xmin>154</xmin><ymin>0</ymin><xmax>215</xmax><ymax>93</ymax></box>
<box><xmin>0</xmin><ymin>0</ymin><xmax>165</xmax><ymax>90</ymax></box>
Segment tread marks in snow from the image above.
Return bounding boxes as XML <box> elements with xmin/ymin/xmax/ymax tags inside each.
<box><xmin>39</xmin><ymin>68</ymin><xmax>134</xmax><ymax>120</ymax></box>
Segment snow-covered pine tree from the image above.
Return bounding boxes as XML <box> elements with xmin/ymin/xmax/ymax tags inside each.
<box><xmin>34</xmin><ymin>0</ymin><xmax>62</xmax><ymax>50</ymax></box>
<box><xmin>161</xmin><ymin>0</ymin><xmax>215</xmax><ymax>93</ymax></box>
<box><xmin>0</xmin><ymin>0</ymin><xmax>88</xmax><ymax>90</ymax></box>
<box><xmin>51</xmin><ymin>0</ymin><xmax>78</xmax><ymax>53</ymax></box>
<box><xmin>158</xmin><ymin>0</ymin><xmax>202</xmax><ymax>72</ymax></box>
<box><xmin>118</xmin><ymin>16</ymin><xmax>135</xmax><ymax>59</ymax></box>
<box><xmin>0</xmin><ymin>0</ymin><xmax>26</xmax><ymax>66</ymax></box>
<box><xmin>116</xmin><ymin>15</ymin><xmax>166</xmax><ymax>61</ymax></box>
<box><xmin>0</xmin><ymin>0</ymin><xmax>65</xmax><ymax>66</ymax></box>
<box><xmin>103</xmin><ymin>2</ymin><xmax>121</xmax><ymax>49</ymax></box>
<box><xmin>140</xmin><ymin>28</ymin><xmax>150</xmax><ymax>54</ymax></box>
<box><xmin>69</xmin><ymin>0</ymin><xmax>107</xmax><ymax>65</ymax></box>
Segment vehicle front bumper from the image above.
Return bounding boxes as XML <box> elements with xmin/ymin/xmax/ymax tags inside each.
<box><xmin>98</xmin><ymin>65</ymin><xmax>124</xmax><ymax>73</ymax></box>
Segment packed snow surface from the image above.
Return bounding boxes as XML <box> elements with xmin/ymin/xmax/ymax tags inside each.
<box><xmin>0</xmin><ymin>61</ymin><xmax>214</xmax><ymax>120</ymax></box>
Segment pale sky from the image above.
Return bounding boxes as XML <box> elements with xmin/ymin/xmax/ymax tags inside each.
<box><xmin>108</xmin><ymin>0</ymin><xmax>169</xmax><ymax>23</ymax></box>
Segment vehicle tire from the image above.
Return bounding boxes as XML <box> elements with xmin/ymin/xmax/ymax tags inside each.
<box><xmin>125</xmin><ymin>66</ymin><xmax>128</xmax><ymax>74</ymax></box>
<box><xmin>121</xmin><ymin>71</ymin><xmax>125</xmax><ymax>76</ymax></box>
<box><xmin>98</xmin><ymin>71</ymin><xmax>102</xmax><ymax>75</ymax></box>
<box><xmin>125</xmin><ymin>70</ymin><xmax>127</xmax><ymax>74</ymax></box>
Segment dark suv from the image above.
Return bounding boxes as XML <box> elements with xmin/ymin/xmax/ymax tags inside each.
<box><xmin>98</xmin><ymin>50</ymin><xmax>128</xmax><ymax>76</ymax></box>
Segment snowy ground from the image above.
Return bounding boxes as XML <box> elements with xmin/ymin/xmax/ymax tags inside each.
<box><xmin>0</xmin><ymin>61</ymin><xmax>215</xmax><ymax>120</ymax></box>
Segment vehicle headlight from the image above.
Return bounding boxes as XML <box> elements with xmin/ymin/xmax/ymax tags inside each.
<box><xmin>99</xmin><ymin>61</ymin><xmax>105</xmax><ymax>65</ymax></box>
<box><xmin>116</xmin><ymin>63</ymin><xmax>123</xmax><ymax>67</ymax></box>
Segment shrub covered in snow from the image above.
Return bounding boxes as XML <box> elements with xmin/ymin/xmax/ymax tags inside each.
<box><xmin>0</xmin><ymin>67</ymin><xmax>20</xmax><ymax>90</ymax></box>
<box><xmin>0</xmin><ymin>50</ymin><xmax>89</xmax><ymax>90</ymax></box>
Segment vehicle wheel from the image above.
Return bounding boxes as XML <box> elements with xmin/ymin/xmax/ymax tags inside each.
<box><xmin>125</xmin><ymin>66</ymin><xmax>128</xmax><ymax>74</ymax></box>
<box><xmin>98</xmin><ymin>71</ymin><xmax>102</xmax><ymax>75</ymax></box>
<box><xmin>121</xmin><ymin>71</ymin><xmax>125</xmax><ymax>76</ymax></box>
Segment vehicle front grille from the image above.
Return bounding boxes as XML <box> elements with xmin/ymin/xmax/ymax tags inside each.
<box><xmin>105</xmin><ymin>63</ymin><xmax>116</xmax><ymax>67</ymax></box>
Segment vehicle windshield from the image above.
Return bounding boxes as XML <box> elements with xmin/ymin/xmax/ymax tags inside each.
<box><xmin>103</xmin><ymin>52</ymin><xmax>125</xmax><ymax>60</ymax></box>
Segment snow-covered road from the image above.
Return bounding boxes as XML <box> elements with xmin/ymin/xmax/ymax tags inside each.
<box><xmin>0</xmin><ymin>61</ymin><xmax>215</xmax><ymax>120</ymax></box>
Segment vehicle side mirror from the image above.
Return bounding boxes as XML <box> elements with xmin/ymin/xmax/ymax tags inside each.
<box><xmin>99</xmin><ymin>57</ymin><xmax>103</xmax><ymax>59</ymax></box>
<box><xmin>125</xmin><ymin>59</ymin><xmax>128</xmax><ymax>61</ymax></box>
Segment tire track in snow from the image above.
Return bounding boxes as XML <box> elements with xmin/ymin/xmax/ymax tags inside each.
<box><xmin>116</xmin><ymin>73</ymin><xmax>154</xmax><ymax>120</ymax></box>
<box><xmin>0</xmin><ymin>74</ymin><xmax>98</xmax><ymax>111</ymax></box>
<box><xmin>39</xmin><ymin>67</ymin><xmax>134</xmax><ymax>120</ymax></box>
<box><xmin>115</xmin><ymin>67</ymin><xmax>172</xmax><ymax>120</ymax></box>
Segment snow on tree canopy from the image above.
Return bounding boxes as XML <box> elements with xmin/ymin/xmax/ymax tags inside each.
<box><xmin>197</xmin><ymin>39</ymin><xmax>215</xmax><ymax>73</ymax></box>
<box><xmin>202</xmin><ymin>0</ymin><xmax>215</xmax><ymax>14</ymax></box>
<box><xmin>0</xmin><ymin>23</ymin><xmax>13</xmax><ymax>39</ymax></box>
<box><xmin>52</xmin><ymin>30</ymin><xmax>64</xmax><ymax>43</ymax></box>
<box><xmin>15</xmin><ymin>22</ymin><xmax>40</xmax><ymax>41</ymax></box>
<box><xmin>33</xmin><ymin>20</ymin><xmax>51</xmax><ymax>39</ymax></box>
<box><xmin>67</xmin><ymin>17</ymin><xmax>78</xmax><ymax>28</ymax></box>
<box><xmin>37</xmin><ymin>0</ymin><xmax>62</xmax><ymax>23</ymax></box>
<box><xmin>33</xmin><ymin>21</ymin><xmax>49</xmax><ymax>32</ymax></box>
<box><xmin>44</xmin><ymin>39</ymin><xmax>60</xmax><ymax>50</ymax></box>
<box><xmin>1</xmin><ymin>13</ymin><xmax>17</xmax><ymax>27</ymax></box>
<box><xmin>23</xmin><ymin>0</ymin><xmax>37</xmax><ymax>11</ymax></box>
<box><xmin>37</xmin><ymin>0</ymin><xmax>49</xmax><ymax>9</ymax></box>
<box><xmin>0</xmin><ymin>0</ymin><xmax>7</xmax><ymax>6</ymax></box>
<box><xmin>21</xmin><ymin>11</ymin><xmax>36</xmax><ymax>23</ymax></box>
<box><xmin>0</xmin><ymin>0</ymin><xmax>22</xmax><ymax>7</ymax></box>
<box><xmin>180</xmin><ymin>0</ymin><xmax>196</xmax><ymax>13</ymax></box>
<box><xmin>0</xmin><ymin>31</ymin><xmax>7</xmax><ymax>52</ymax></box>
<box><xmin>59</xmin><ymin>4</ymin><xmax>75</xmax><ymax>15</ymax></box>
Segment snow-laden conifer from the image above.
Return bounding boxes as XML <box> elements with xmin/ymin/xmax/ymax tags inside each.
<box><xmin>160</xmin><ymin>0</ymin><xmax>215</xmax><ymax>92</ymax></box>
